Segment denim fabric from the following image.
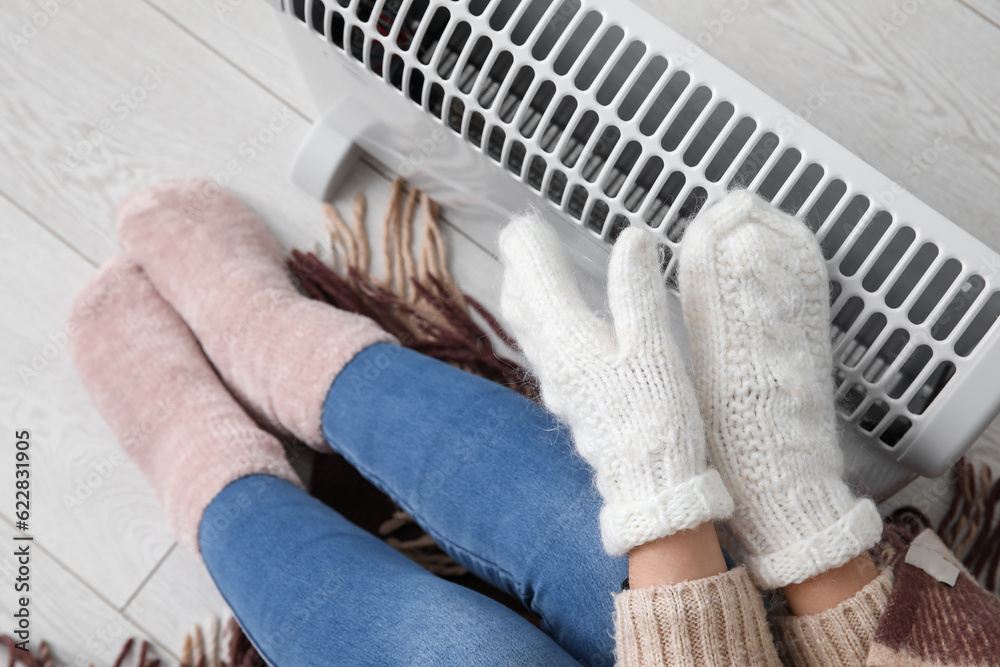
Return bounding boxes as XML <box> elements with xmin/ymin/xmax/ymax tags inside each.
<box><xmin>200</xmin><ymin>343</ymin><xmax>631</xmax><ymax>666</ymax></box>
<box><xmin>200</xmin><ymin>475</ymin><xmax>580</xmax><ymax>666</ymax></box>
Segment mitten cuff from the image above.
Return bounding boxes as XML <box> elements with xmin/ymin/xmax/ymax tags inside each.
<box><xmin>746</xmin><ymin>498</ymin><xmax>883</xmax><ymax>588</ymax></box>
<box><xmin>600</xmin><ymin>469</ymin><xmax>734</xmax><ymax>556</ymax></box>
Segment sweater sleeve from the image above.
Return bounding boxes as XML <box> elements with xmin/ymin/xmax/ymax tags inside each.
<box><xmin>772</xmin><ymin>567</ymin><xmax>893</xmax><ymax>667</ymax></box>
<box><xmin>613</xmin><ymin>566</ymin><xmax>782</xmax><ymax>666</ymax></box>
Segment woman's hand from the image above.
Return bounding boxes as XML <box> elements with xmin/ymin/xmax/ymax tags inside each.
<box><xmin>499</xmin><ymin>211</ymin><xmax>733</xmax><ymax>556</ymax></box>
<box><xmin>678</xmin><ymin>190</ymin><xmax>883</xmax><ymax>590</ymax></box>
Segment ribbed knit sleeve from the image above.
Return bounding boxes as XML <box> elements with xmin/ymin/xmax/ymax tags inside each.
<box><xmin>613</xmin><ymin>566</ymin><xmax>781</xmax><ymax>666</ymax></box>
<box><xmin>773</xmin><ymin>568</ymin><xmax>893</xmax><ymax>667</ymax></box>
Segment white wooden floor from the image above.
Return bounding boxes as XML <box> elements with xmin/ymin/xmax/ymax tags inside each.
<box><xmin>1</xmin><ymin>0</ymin><xmax>999</xmax><ymax>664</ymax></box>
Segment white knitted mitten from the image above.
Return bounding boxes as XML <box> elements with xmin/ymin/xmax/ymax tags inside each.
<box><xmin>499</xmin><ymin>211</ymin><xmax>733</xmax><ymax>556</ymax></box>
<box><xmin>679</xmin><ymin>190</ymin><xmax>883</xmax><ymax>589</ymax></box>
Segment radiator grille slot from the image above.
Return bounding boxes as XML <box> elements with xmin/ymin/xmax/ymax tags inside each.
<box><xmin>356</xmin><ymin>0</ymin><xmax>377</xmax><ymax>22</ymax></box>
<box><xmin>597</xmin><ymin>40</ymin><xmax>645</xmax><ymax>105</ymax></box>
<box><xmin>840</xmin><ymin>211</ymin><xmax>892</xmax><ymax>277</ymax></box>
<box><xmin>956</xmin><ymin>291</ymin><xmax>1000</xmax><ymax>357</ymax></box>
<box><xmin>684</xmin><ymin>101</ymin><xmax>733</xmax><ymax>168</ymax></box>
<box><xmin>881</xmin><ymin>416</ymin><xmax>912</xmax><ymax>446</ymax></box>
<box><xmin>289</xmin><ymin>0</ymin><xmax>1000</xmax><ymax>456</ymax></box>
<box><xmin>932</xmin><ymin>276</ymin><xmax>985</xmax><ymax>341</ymax></box>
<box><xmin>729</xmin><ymin>131</ymin><xmax>779</xmax><ymax>189</ymax></box>
<box><xmin>777</xmin><ymin>162</ymin><xmax>824</xmax><ymax>215</ymax></box>
<box><xmin>863</xmin><ymin>226</ymin><xmax>914</xmax><ymax>292</ymax></box>
<box><xmin>757</xmin><ymin>148</ymin><xmax>800</xmax><ymax>203</ymax></box>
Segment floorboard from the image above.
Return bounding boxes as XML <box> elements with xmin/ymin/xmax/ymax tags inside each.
<box><xmin>0</xmin><ymin>516</ymin><xmax>177</xmax><ymax>666</ymax></box>
<box><xmin>959</xmin><ymin>0</ymin><xmax>1000</xmax><ymax>28</ymax></box>
<box><xmin>143</xmin><ymin>0</ymin><xmax>319</xmax><ymax>119</ymax></box>
<box><xmin>0</xmin><ymin>0</ymin><xmax>322</xmax><ymax>265</ymax></box>
<box><xmin>0</xmin><ymin>195</ymin><xmax>176</xmax><ymax>608</ymax></box>
<box><xmin>122</xmin><ymin>543</ymin><xmax>228</xmax><ymax>662</ymax></box>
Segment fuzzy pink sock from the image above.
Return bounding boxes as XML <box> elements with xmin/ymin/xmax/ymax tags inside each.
<box><xmin>117</xmin><ymin>179</ymin><xmax>396</xmax><ymax>450</ymax></box>
<box><xmin>68</xmin><ymin>257</ymin><xmax>303</xmax><ymax>553</ymax></box>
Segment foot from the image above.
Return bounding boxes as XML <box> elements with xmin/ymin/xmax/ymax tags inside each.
<box><xmin>116</xmin><ymin>180</ymin><xmax>395</xmax><ymax>449</ymax></box>
<box><xmin>68</xmin><ymin>256</ymin><xmax>302</xmax><ymax>553</ymax></box>
<box><xmin>678</xmin><ymin>190</ymin><xmax>882</xmax><ymax>588</ymax></box>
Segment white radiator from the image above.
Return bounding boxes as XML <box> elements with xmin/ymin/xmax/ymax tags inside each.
<box><xmin>265</xmin><ymin>0</ymin><xmax>1000</xmax><ymax>499</ymax></box>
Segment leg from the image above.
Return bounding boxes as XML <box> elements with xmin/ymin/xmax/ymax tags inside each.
<box><xmin>199</xmin><ymin>475</ymin><xmax>579</xmax><ymax>667</ymax></box>
<box><xmin>114</xmin><ymin>182</ymin><xmax>659</xmax><ymax>662</ymax></box>
<box><xmin>322</xmin><ymin>343</ymin><xmax>627</xmax><ymax>666</ymax></box>
<box><xmin>69</xmin><ymin>257</ymin><xmax>574</xmax><ymax>667</ymax></box>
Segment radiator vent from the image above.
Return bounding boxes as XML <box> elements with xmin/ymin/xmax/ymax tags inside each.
<box><xmin>286</xmin><ymin>0</ymin><xmax>1000</xmax><ymax>458</ymax></box>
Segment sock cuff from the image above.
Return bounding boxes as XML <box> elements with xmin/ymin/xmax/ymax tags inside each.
<box><xmin>271</xmin><ymin>304</ymin><xmax>398</xmax><ymax>449</ymax></box>
<box><xmin>171</xmin><ymin>448</ymin><xmax>305</xmax><ymax>555</ymax></box>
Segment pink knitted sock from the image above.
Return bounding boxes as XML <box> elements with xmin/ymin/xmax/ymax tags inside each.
<box><xmin>117</xmin><ymin>179</ymin><xmax>396</xmax><ymax>450</ymax></box>
<box><xmin>68</xmin><ymin>256</ymin><xmax>303</xmax><ymax>553</ymax></box>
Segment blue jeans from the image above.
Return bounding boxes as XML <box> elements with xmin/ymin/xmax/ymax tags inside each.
<box><xmin>199</xmin><ymin>343</ymin><xmax>627</xmax><ymax>666</ymax></box>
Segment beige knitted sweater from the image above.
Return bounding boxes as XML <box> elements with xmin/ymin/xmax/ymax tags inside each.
<box><xmin>613</xmin><ymin>527</ymin><xmax>1000</xmax><ymax>666</ymax></box>
<box><xmin>614</xmin><ymin>565</ymin><xmax>892</xmax><ymax>667</ymax></box>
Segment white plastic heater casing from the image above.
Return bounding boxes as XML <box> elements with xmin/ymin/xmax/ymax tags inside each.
<box><xmin>267</xmin><ymin>0</ymin><xmax>1000</xmax><ymax>499</ymax></box>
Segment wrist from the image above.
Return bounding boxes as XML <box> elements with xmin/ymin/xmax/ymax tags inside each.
<box><xmin>784</xmin><ymin>553</ymin><xmax>880</xmax><ymax>615</ymax></box>
<box><xmin>627</xmin><ymin>522</ymin><xmax>728</xmax><ymax>589</ymax></box>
